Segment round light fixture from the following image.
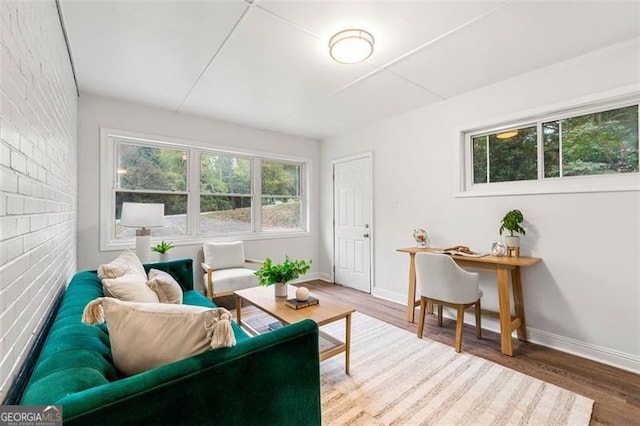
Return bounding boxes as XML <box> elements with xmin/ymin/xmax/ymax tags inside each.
<box><xmin>329</xmin><ymin>29</ymin><xmax>374</xmax><ymax>64</ymax></box>
<box><xmin>496</xmin><ymin>130</ymin><xmax>519</xmax><ymax>139</ymax></box>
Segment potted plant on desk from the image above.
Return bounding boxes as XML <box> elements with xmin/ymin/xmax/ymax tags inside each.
<box><xmin>499</xmin><ymin>209</ymin><xmax>526</xmax><ymax>256</ymax></box>
<box><xmin>255</xmin><ymin>256</ymin><xmax>312</xmax><ymax>297</ymax></box>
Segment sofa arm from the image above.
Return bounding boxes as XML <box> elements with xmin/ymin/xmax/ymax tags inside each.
<box><xmin>58</xmin><ymin>319</ymin><xmax>321</xmax><ymax>426</ymax></box>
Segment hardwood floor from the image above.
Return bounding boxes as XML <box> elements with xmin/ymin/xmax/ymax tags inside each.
<box><xmin>217</xmin><ymin>281</ymin><xmax>640</xmax><ymax>426</ymax></box>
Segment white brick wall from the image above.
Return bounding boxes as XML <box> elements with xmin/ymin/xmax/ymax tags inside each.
<box><xmin>0</xmin><ymin>0</ymin><xmax>77</xmax><ymax>400</ymax></box>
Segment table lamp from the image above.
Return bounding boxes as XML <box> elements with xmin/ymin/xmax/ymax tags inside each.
<box><xmin>120</xmin><ymin>202</ymin><xmax>164</xmax><ymax>263</ymax></box>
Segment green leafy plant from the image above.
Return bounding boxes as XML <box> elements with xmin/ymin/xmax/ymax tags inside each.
<box><xmin>499</xmin><ymin>209</ymin><xmax>526</xmax><ymax>237</ymax></box>
<box><xmin>255</xmin><ymin>256</ymin><xmax>312</xmax><ymax>286</ymax></box>
<box><xmin>151</xmin><ymin>241</ymin><xmax>174</xmax><ymax>254</ymax></box>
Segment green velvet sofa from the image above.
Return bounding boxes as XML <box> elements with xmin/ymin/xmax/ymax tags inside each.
<box><xmin>20</xmin><ymin>258</ymin><xmax>322</xmax><ymax>425</ymax></box>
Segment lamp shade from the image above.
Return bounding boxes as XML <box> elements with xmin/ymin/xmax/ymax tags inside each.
<box><xmin>120</xmin><ymin>202</ymin><xmax>164</xmax><ymax>228</ymax></box>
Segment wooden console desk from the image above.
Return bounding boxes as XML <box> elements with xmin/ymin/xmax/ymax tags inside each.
<box><xmin>396</xmin><ymin>247</ymin><xmax>541</xmax><ymax>356</ymax></box>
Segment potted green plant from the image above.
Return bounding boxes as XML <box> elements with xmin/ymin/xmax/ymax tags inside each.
<box><xmin>499</xmin><ymin>209</ymin><xmax>526</xmax><ymax>250</ymax></box>
<box><xmin>151</xmin><ymin>241</ymin><xmax>174</xmax><ymax>261</ymax></box>
<box><xmin>255</xmin><ymin>256</ymin><xmax>312</xmax><ymax>297</ymax></box>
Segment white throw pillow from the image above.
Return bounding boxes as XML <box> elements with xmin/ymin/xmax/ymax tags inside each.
<box><xmin>97</xmin><ymin>250</ymin><xmax>146</xmax><ymax>280</ymax></box>
<box><xmin>82</xmin><ymin>297</ymin><xmax>235</xmax><ymax>376</ymax></box>
<box><xmin>102</xmin><ymin>274</ymin><xmax>160</xmax><ymax>303</ymax></box>
<box><xmin>203</xmin><ymin>241</ymin><xmax>246</xmax><ymax>270</ymax></box>
<box><xmin>147</xmin><ymin>269</ymin><xmax>183</xmax><ymax>304</ymax></box>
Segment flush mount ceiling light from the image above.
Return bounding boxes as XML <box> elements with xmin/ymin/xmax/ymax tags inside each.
<box><xmin>329</xmin><ymin>29</ymin><xmax>374</xmax><ymax>64</ymax></box>
<box><xmin>496</xmin><ymin>130</ymin><xmax>519</xmax><ymax>139</ymax></box>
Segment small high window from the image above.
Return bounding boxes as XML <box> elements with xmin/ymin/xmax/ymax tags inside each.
<box><xmin>463</xmin><ymin>98</ymin><xmax>639</xmax><ymax>194</ymax></box>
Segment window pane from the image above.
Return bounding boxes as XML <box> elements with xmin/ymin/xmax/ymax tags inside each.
<box><xmin>199</xmin><ymin>195</ymin><xmax>251</xmax><ymax>233</ymax></box>
<box><xmin>543</xmin><ymin>121</ymin><xmax>560</xmax><ymax>178</ymax></box>
<box><xmin>262</xmin><ymin>161</ymin><xmax>300</xmax><ymax>196</ymax></box>
<box><xmin>115</xmin><ymin>192</ymin><xmax>187</xmax><ymax>238</ymax></box>
<box><xmin>117</xmin><ymin>144</ymin><xmax>187</xmax><ymax>191</ymax></box>
<box><xmin>489</xmin><ymin>126</ymin><xmax>538</xmax><ymax>182</ymax></box>
<box><xmin>262</xmin><ymin>197</ymin><xmax>301</xmax><ymax>231</ymax></box>
<box><xmin>200</xmin><ymin>154</ymin><xmax>251</xmax><ymax>194</ymax></box>
<box><xmin>561</xmin><ymin>105</ymin><xmax>639</xmax><ymax>177</ymax></box>
<box><xmin>472</xmin><ymin>136</ymin><xmax>488</xmax><ymax>184</ymax></box>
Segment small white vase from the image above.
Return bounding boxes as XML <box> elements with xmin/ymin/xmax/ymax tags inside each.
<box><xmin>159</xmin><ymin>252</ymin><xmax>170</xmax><ymax>262</ymax></box>
<box><xmin>274</xmin><ymin>283</ymin><xmax>287</xmax><ymax>298</ymax></box>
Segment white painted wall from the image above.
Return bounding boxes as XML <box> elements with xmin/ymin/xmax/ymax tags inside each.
<box><xmin>77</xmin><ymin>94</ymin><xmax>322</xmax><ymax>290</ymax></box>
<box><xmin>320</xmin><ymin>38</ymin><xmax>640</xmax><ymax>372</ymax></box>
<box><xmin>0</xmin><ymin>1</ymin><xmax>78</xmax><ymax>400</ymax></box>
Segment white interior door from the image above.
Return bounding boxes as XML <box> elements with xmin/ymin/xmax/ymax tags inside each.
<box><xmin>333</xmin><ymin>155</ymin><xmax>371</xmax><ymax>293</ymax></box>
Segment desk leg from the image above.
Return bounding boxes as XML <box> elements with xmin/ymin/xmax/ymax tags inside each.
<box><xmin>511</xmin><ymin>267</ymin><xmax>527</xmax><ymax>341</ymax></box>
<box><xmin>345</xmin><ymin>313</ymin><xmax>352</xmax><ymax>375</ymax></box>
<box><xmin>235</xmin><ymin>295</ymin><xmax>242</xmax><ymax>328</ymax></box>
<box><xmin>407</xmin><ymin>253</ymin><xmax>417</xmax><ymax>322</ymax></box>
<box><xmin>496</xmin><ymin>266</ymin><xmax>513</xmax><ymax>356</ymax></box>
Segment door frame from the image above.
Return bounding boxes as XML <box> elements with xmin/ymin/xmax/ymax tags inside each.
<box><xmin>332</xmin><ymin>152</ymin><xmax>374</xmax><ymax>293</ymax></box>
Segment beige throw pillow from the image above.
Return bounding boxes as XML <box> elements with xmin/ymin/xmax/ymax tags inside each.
<box><xmin>147</xmin><ymin>269</ymin><xmax>183</xmax><ymax>304</ymax></box>
<box><xmin>102</xmin><ymin>274</ymin><xmax>160</xmax><ymax>303</ymax></box>
<box><xmin>98</xmin><ymin>250</ymin><xmax>146</xmax><ymax>280</ymax></box>
<box><xmin>82</xmin><ymin>297</ymin><xmax>236</xmax><ymax>376</ymax></box>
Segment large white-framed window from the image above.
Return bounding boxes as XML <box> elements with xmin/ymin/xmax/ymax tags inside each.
<box><xmin>458</xmin><ymin>92</ymin><xmax>640</xmax><ymax>196</ymax></box>
<box><xmin>100</xmin><ymin>129</ymin><xmax>310</xmax><ymax>250</ymax></box>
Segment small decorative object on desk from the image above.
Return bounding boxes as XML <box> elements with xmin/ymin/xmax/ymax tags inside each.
<box><xmin>286</xmin><ymin>296</ymin><xmax>319</xmax><ymax>310</ymax></box>
<box><xmin>413</xmin><ymin>228</ymin><xmax>428</xmax><ymax>247</ymax></box>
<box><xmin>437</xmin><ymin>245</ymin><xmax>488</xmax><ymax>258</ymax></box>
<box><xmin>491</xmin><ymin>241</ymin><xmax>506</xmax><ymax>257</ymax></box>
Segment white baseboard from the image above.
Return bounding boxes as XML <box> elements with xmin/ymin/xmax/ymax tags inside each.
<box><xmin>441</xmin><ymin>308</ymin><xmax>640</xmax><ymax>374</ymax></box>
<box><xmin>302</xmin><ymin>279</ymin><xmax>640</xmax><ymax>374</ymax></box>
<box><xmin>297</xmin><ymin>272</ymin><xmax>331</xmax><ymax>283</ymax></box>
<box><xmin>527</xmin><ymin>327</ymin><xmax>640</xmax><ymax>374</ymax></box>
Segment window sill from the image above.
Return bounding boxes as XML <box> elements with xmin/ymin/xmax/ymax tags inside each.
<box><xmin>456</xmin><ymin>173</ymin><xmax>640</xmax><ymax>198</ymax></box>
<box><xmin>101</xmin><ymin>230</ymin><xmax>312</xmax><ymax>252</ymax></box>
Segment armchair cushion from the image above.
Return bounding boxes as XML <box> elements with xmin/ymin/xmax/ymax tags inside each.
<box><xmin>203</xmin><ymin>268</ymin><xmax>258</xmax><ymax>295</ymax></box>
<box><xmin>203</xmin><ymin>241</ymin><xmax>245</xmax><ymax>270</ymax></box>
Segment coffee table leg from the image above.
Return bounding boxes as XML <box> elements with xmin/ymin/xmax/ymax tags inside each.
<box><xmin>236</xmin><ymin>295</ymin><xmax>242</xmax><ymax>328</ymax></box>
<box><xmin>345</xmin><ymin>313</ymin><xmax>352</xmax><ymax>375</ymax></box>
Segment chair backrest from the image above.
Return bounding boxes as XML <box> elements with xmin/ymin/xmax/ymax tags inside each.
<box><xmin>415</xmin><ymin>253</ymin><xmax>480</xmax><ymax>304</ymax></box>
<box><xmin>203</xmin><ymin>241</ymin><xmax>246</xmax><ymax>270</ymax></box>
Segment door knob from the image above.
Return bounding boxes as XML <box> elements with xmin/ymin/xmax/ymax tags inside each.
<box><xmin>363</xmin><ymin>233</ymin><xmax>369</xmax><ymax>238</ymax></box>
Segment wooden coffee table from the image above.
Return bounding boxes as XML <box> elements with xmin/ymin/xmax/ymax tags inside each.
<box><xmin>234</xmin><ymin>286</ymin><xmax>356</xmax><ymax>374</ymax></box>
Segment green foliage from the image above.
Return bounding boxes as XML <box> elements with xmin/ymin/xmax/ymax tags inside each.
<box><xmin>255</xmin><ymin>256</ymin><xmax>312</xmax><ymax>286</ymax></box>
<box><xmin>499</xmin><ymin>209</ymin><xmax>526</xmax><ymax>237</ymax></box>
<box><xmin>151</xmin><ymin>241</ymin><xmax>173</xmax><ymax>254</ymax></box>
<box><xmin>474</xmin><ymin>104</ymin><xmax>639</xmax><ymax>182</ymax></box>
<box><xmin>262</xmin><ymin>162</ymin><xmax>300</xmax><ymax>196</ymax></box>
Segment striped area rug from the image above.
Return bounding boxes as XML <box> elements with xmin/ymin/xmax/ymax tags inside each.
<box><xmin>238</xmin><ymin>308</ymin><xmax>593</xmax><ymax>425</ymax></box>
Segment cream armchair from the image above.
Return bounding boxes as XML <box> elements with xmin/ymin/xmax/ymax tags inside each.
<box><xmin>201</xmin><ymin>241</ymin><xmax>262</xmax><ymax>299</ymax></box>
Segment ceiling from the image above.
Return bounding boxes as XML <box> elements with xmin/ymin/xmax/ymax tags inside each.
<box><xmin>59</xmin><ymin>1</ymin><xmax>640</xmax><ymax>140</ymax></box>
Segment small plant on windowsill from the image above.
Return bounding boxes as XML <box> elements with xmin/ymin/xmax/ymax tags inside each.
<box><xmin>151</xmin><ymin>241</ymin><xmax>173</xmax><ymax>261</ymax></box>
<box><xmin>255</xmin><ymin>256</ymin><xmax>312</xmax><ymax>298</ymax></box>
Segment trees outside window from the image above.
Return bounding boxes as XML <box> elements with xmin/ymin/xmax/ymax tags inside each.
<box><xmin>469</xmin><ymin>102</ymin><xmax>639</xmax><ymax>187</ymax></box>
<box><xmin>103</xmin><ymin>132</ymin><xmax>309</xmax><ymax>248</ymax></box>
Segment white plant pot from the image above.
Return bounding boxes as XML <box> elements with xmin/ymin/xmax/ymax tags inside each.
<box><xmin>505</xmin><ymin>235</ymin><xmax>520</xmax><ymax>248</ymax></box>
<box><xmin>274</xmin><ymin>283</ymin><xmax>287</xmax><ymax>298</ymax></box>
<box><xmin>159</xmin><ymin>252</ymin><xmax>170</xmax><ymax>262</ymax></box>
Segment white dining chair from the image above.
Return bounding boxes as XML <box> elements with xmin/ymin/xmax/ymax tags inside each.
<box><xmin>415</xmin><ymin>252</ymin><xmax>482</xmax><ymax>352</ymax></box>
